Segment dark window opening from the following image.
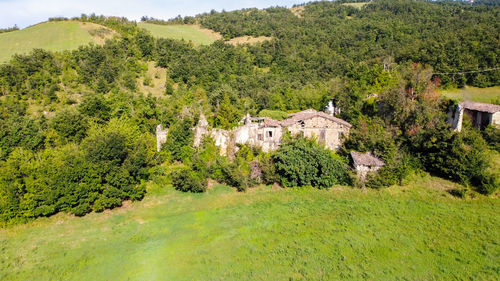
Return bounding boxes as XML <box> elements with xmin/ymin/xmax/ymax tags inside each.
<box><xmin>266</xmin><ymin>131</ymin><xmax>273</xmax><ymax>138</ymax></box>
<box><xmin>320</xmin><ymin>130</ymin><xmax>326</xmax><ymax>144</ymax></box>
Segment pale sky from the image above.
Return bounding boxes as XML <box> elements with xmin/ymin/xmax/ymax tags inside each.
<box><xmin>0</xmin><ymin>0</ymin><xmax>306</xmax><ymax>29</ymax></box>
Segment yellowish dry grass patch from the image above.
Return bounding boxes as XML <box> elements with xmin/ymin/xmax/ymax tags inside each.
<box><xmin>137</xmin><ymin>61</ymin><xmax>167</xmax><ymax>98</ymax></box>
<box><xmin>227</xmin><ymin>36</ymin><xmax>272</xmax><ymax>45</ymax></box>
<box><xmin>342</xmin><ymin>2</ymin><xmax>371</xmax><ymax>9</ymax></box>
<box><xmin>77</xmin><ymin>22</ymin><xmax>116</xmax><ymax>45</ymax></box>
<box><xmin>290</xmin><ymin>6</ymin><xmax>305</xmax><ymax>18</ymax></box>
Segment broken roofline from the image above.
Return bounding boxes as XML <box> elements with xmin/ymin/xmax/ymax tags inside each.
<box><xmin>249</xmin><ymin>109</ymin><xmax>353</xmax><ymax>128</ymax></box>
<box><xmin>461</xmin><ymin>101</ymin><xmax>500</xmax><ymax>114</ymax></box>
<box><xmin>350</xmin><ymin>151</ymin><xmax>385</xmax><ymax>167</ymax></box>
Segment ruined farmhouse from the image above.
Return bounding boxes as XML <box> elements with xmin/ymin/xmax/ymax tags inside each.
<box><xmin>158</xmin><ymin>109</ymin><xmax>352</xmax><ymax>154</ymax></box>
<box><xmin>449</xmin><ymin>101</ymin><xmax>500</xmax><ymax>132</ymax></box>
<box><xmin>350</xmin><ymin>151</ymin><xmax>385</xmax><ymax>181</ymax></box>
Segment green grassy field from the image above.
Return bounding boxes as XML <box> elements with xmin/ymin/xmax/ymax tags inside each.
<box><xmin>0</xmin><ymin>175</ymin><xmax>498</xmax><ymax>280</ymax></box>
<box><xmin>440</xmin><ymin>86</ymin><xmax>500</xmax><ymax>104</ymax></box>
<box><xmin>138</xmin><ymin>23</ymin><xmax>221</xmax><ymax>45</ymax></box>
<box><xmin>0</xmin><ymin>21</ymin><xmax>113</xmax><ymax>64</ymax></box>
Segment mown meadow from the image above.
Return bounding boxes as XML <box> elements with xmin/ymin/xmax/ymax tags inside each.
<box><xmin>137</xmin><ymin>23</ymin><xmax>221</xmax><ymax>46</ymax></box>
<box><xmin>440</xmin><ymin>86</ymin><xmax>500</xmax><ymax>104</ymax></box>
<box><xmin>0</xmin><ymin>21</ymin><xmax>113</xmax><ymax>63</ymax></box>
<box><xmin>1</xmin><ymin>175</ymin><xmax>498</xmax><ymax>280</ymax></box>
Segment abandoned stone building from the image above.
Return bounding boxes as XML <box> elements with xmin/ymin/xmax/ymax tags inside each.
<box><xmin>448</xmin><ymin>101</ymin><xmax>500</xmax><ymax>132</ymax></box>
<box><xmin>350</xmin><ymin>151</ymin><xmax>385</xmax><ymax>180</ymax></box>
<box><xmin>158</xmin><ymin>108</ymin><xmax>352</xmax><ymax>154</ymax></box>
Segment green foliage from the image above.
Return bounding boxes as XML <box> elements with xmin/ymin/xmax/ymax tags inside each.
<box><xmin>49</xmin><ymin>108</ymin><xmax>88</xmax><ymax>142</ymax></box>
<box><xmin>0</xmin><ymin>114</ymin><xmax>45</xmax><ymax>160</ymax></box>
<box><xmin>409</xmin><ymin>124</ymin><xmax>497</xmax><ymax>194</ymax></box>
<box><xmin>365</xmin><ymin>152</ymin><xmax>417</xmax><ymax>189</ymax></box>
<box><xmin>163</xmin><ymin>117</ymin><xmax>194</xmax><ymax>162</ymax></box>
<box><xmin>273</xmin><ymin>137</ymin><xmax>350</xmax><ymax>189</ymax></box>
<box><xmin>78</xmin><ymin>93</ymin><xmax>111</xmax><ymax>122</ymax></box>
<box><xmin>1</xmin><ymin>0</ymin><xmax>500</xmax><ymax>226</ymax></box>
<box><xmin>258</xmin><ymin>153</ymin><xmax>279</xmax><ymax>184</ymax></box>
<box><xmin>258</xmin><ymin>109</ymin><xmax>288</xmax><ymax>120</ymax></box>
<box><xmin>482</xmin><ymin>125</ymin><xmax>500</xmax><ymax>152</ymax></box>
<box><xmin>0</xmin><ymin>119</ymin><xmax>150</xmax><ymax>225</ymax></box>
<box><xmin>343</xmin><ymin>118</ymin><xmax>398</xmax><ymax>162</ymax></box>
<box><xmin>171</xmin><ymin>168</ymin><xmax>206</xmax><ymax>193</ymax></box>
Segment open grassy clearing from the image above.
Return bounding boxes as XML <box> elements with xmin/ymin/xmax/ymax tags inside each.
<box><xmin>138</xmin><ymin>23</ymin><xmax>272</xmax><ymax>46</ymax></box>
<box><xmin>0</xmin><ymin>21</ymin><xmax>115</xmax><ymax>63</ymax></box>
<box><xmin>137</xmin><ymin>61</ymin><xmax>167</xmax><ymax>98</ymax></box>
<box><xmin>0</xmin><ymin>175</ymin><xmax>498</xmax><ymax>280</ymax></box>
<box><xmin>440</xmin><ymin>86</ymin><xmax>500</xmax><ymax>104</ymax></box>
<box><xmin>138</xmin><ymin>23</ymin><xmax>221</xmax><ymax>45</ymax></box>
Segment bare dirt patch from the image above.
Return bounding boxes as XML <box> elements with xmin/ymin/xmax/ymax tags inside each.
<box><xmin>290</xmin><ymin>6</ymin><xmax>305</xmax><ymax>18</ymax></box>
<box><xmin>77</xmin><ymin>22</ymin><xmax>116</xmax><ymax>45</ymax></box>
<box><xmin>227</xmin><ymin>36</ymin><xmax>272</xmax><ymax>46</ymax></box>
<box><xmin>194</xmin><ymin>25</ymin><xmax>223</xmax><ymax>41</ymax></box>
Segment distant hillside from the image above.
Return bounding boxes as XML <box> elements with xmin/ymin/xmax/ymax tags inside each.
<box><xmin>0</xmin><ymin>21</ymin><xmax>116</xmax><ymax>63</ymax></box>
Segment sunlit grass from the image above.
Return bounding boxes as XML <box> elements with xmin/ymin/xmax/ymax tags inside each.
<box><xmin>138</xmin><ymin>23</ymin><xmax>221</xmax><ymax>46</ymax></box>
<box><xmin>0</xmin><ymin>175</ymin><xmax>498</xmax><ymax>280</ymax></box>
<box><xmin>440</xmin><ymin>86</ymin><xmax>500</xmax><ymax>104</ymax></box>
<box><xmin>0</xmin><ymin>21</ymin><xmax>109</xmax><ymax>63</ymax></box>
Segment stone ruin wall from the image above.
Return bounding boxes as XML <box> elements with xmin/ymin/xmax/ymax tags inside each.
<box><xmin>193</xmin><ymin>118</ymin><xmax>283</xmax><ymax>155</ymax></box>
<box><xmin>287</xmin><ymin>117</ymin><xmax>350</xmax><ymax>150</ymax></box>
<box><xmin>156</xmin><ymin>124</ymin><xmax>168</xmax><ymax>152</ymax></box>
<box><xmin>168</xmin><ymin>113</ymin><xmax>351</xmax><ymax>155</ymax></box>
<box><xmin>492</xmin><ymin>112</ymin><xmax>500</xmax><ymax>127</ymax></box>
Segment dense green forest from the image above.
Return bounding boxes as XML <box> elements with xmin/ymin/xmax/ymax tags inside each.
<box><xmin>0</xmin><ymin>0</ymin><xmax>499</xmax><ymax>225</ymax></box>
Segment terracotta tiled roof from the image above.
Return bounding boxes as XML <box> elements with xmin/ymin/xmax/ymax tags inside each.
<box><xmin>280</xmin><ymin>109</ymin><xmax>352</xmax><ymax>128</ymax></box>
<box><xmin>461</xmin><ymin>101</ymin><xmax>500</xmax><ymax>114</ymax></box>
<box><xmin>350</xmin><ymin>151</ymin><xmax>385</xmax><ymax>167</ymax></box>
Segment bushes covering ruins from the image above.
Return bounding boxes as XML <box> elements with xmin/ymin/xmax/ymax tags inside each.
<box><xmin>273</xmin><ymin>137</ymin><xmax>350</xmax><ymax>189</ymax></box>
<box><xmin>0</xmin><ymin>0</ymin><xmax>499</xmax><ymax>225</ymax></box>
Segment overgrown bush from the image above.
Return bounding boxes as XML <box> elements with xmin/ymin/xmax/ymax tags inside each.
<box><xmin>482</xmin><ymin>125</ymin><xmax>500</xmax><ymax>152</ymax></box>
<box><xmin>409</xmin><ymin>124</ymin><xmax>498</xmax><ymax>194</ymax></box>
<box><xmin>273</xmin><ymin>137</ymin><xmax>350</xmax><ymax>189</ymax></box>
<box><xmin>171</xmin><ymin>168</ymin><xmax>206</xmax><ymax>193</ymax></box>
<box><xmin>0</xmin><ymin>119</ymin><xmax>151</xmax><ymax>225</ymax></box>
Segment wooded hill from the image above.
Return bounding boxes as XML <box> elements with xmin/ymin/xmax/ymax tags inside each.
<box><xmin>0</xmin><ymin>0</ymin><xmax>499</xmax><ymax>225</ymax></box>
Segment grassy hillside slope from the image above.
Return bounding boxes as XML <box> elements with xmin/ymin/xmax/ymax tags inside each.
<box><xmin>0</xmin><ymin>176</ymin><xmax>498</xmax><ymax>280</ymax></box>
<box><xmin>0</xmin><ymin>21</ymin><xmax>114</xmax><ymax>63</ymax></box>
<box><xmin>440</xmin><ymin>86</ymin><xmax>500</xmax><ymax>104</ymax></box>
<box><xmin>138</xmin><ymin>23</ymin><xmax>221</xmax><ymax>45</ymax></box>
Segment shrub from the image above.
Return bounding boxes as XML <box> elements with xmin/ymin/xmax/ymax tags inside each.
<box><xmin>482</xmin><ymin>125</ymin><xmax>500</xmax><ymax>152</ymax></box>
<box><xmin>163</xmin><ymin>118</ymin><xmax>194</xmax><ymax>161</ymax></box>
<box><xmin>171</xmin><ymin>168</ymin><xmax>206</xmax><ymax>193</ymax></box>
<box><xmin>476</xmin><ymin>172</ymin><xmax>499</xmax><ymax>195</ymax></box>
<box><xmin>93</xmin><ymin>196</ymin><xmax>122</xmax><ymax>212</ymax></box>
<box><xmin>273</xmin><ymin>137</ymin><xmax>350</xmax><ymax>189</ymax></box>
<box><xmin>365</xmin><ymin>151</ymin><xmax>417</xmax><ymax>189</ymax></box>
<box><xmin>258</xmin><ymin>154</ymin><xmax>279</xmax><ymax>184</ymax></box>
<box><xmin>409</xmin><ymin>124</ymin><xmax>496</xmax><ymax>194</ymax></box>
<box><xmin>210</xmin><ymin>157</ymin><xmax>251</xmax><ymax>192</ymax></box>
